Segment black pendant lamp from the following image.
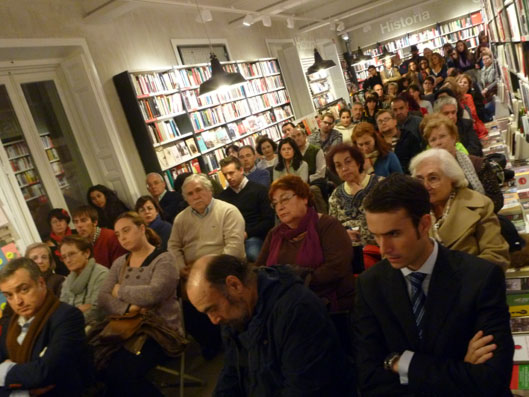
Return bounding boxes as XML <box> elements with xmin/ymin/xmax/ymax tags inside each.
<box><xmin>199</xmin><ymin>53</ymin><xmax>246</xmax><ymax>96</ymax></box>
<box><xmin>355</xmin><ymin>46</ymin><xmax>371</xmax><ymax>62</ymax></box>
<box><xmin>307</xmin><ymin>48</ymin><xmax>336</xmax><ymax>75</ymax></box>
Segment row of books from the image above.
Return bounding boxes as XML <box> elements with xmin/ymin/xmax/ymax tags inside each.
<box><xmin>245</xmin><ymin>78</ymin><xmax>268</xmax><ymax>96</ymax></box>
<box><xmin>5</xmin><ymin>142</ymin><xmax>29</xmax><ymax>159</ymax></box>
<box><xmin>189</xmin><ymin>100</ymin><xmax>251</xmax><ymax>132</ymax></box>
<box><xmin>139</xmin><ymin>93</ymin><xmax>184</xmax><ymax>121</ymax></box>
<box><xmin>438</xmin><ymin>12</ymin><xmax>483</xmax><ymax>35</ymax></box>
<box><xmin>177</xmin><ymin>63</ymin><xmax>240</xmax><ymax>88</ymax></box>
<box><xmin>268</xmin><ymin>90</ymin><xmax>289</xmax><ymax>106</ymax></box>
<box><xmin>260</xmin><ymin>60</ymin><xmax>280</xmax><ymax>76</ymax></box>
<box><xmin>16</xmin><ymin>169</ymin><xmax>39</xmax><ymax>186</ymax></box>
<box><xmin>182</xmin><ymin>86</ymin><xmax>245</xmax><ymax>110</ymax></box>
<box><xmin>497</xmin><ymin>42</ymin><xmax>529</xmax><ymax>78</ymax></box>
<box><xmin>239</xmin><ymin>62</ymin><xmax>262</xmax><ymax>78</ymax></box>
<box><xmin>147</xmin><ymin>119</ymin><xmax>185</xmax><ymax>145</ymax></box>
<box><xmin>45</xmin><ymin>148</ymin><xmax>60</xmax><ymax>162</ymax></box>
<box><xmin>10</xmin><ymin>156</ymin><xmax>32</xmax><ymax>172</ymax></box>
<box><xmin>313</xmin><ymin>92</ymin><xmax>335</xmax><ymax>109</ymax></box>
<box><xmin>166</xmin><ymin>158</ymin><xmax>202</xmax><ymax>180</ymax></box>
<box><xmin>265</xmin><ymin>75</ymin><xmax>284</xmax><ymax>90</ymax></box>
<box><xmin>50</xmin><ymin>161</ymin><xmax>64</xmax><ymax>175</ymax></box>
<box><xmin>22</xmin><ymin>184</ymin><xmax>45</xmax><ymax>202</ymax></box>
<box><xmin>132</xmin><ymin>70</ymin><xmax>179</xmax><ymax>96</ymax></box>
<box><xmin>248</xmin><ymin>95</ymin><xmax>271</xmax><ymax>114</ymax></box>
<box><xmin>310</xmin><ymin>81</ymin><xmax>330</xmax><ymax>95</ymax></box>
<box><xmin>274</xmin><ymin>105</ymin><xmax>293</xmax><ymax>121</ymax></box>
<box><xmin>196</xmin><ymin>127</ymin><xmax>231</xmax><ymax>152</ymax></box>
<box><xmin>202</xmin><ymin>148</ymin><xmax>227</xmax><ymax>173</ymax></box>
<box><xmin>40</xmin><ymin>135</ymin><xmax>53</xmax><ymax>150</ymax></box>
<box><xmin>155</xmin><ymin>139</ymin><xmax>197</xmax><ymax>170</ymax></box>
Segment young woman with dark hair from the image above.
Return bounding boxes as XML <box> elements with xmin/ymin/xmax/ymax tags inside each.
<box><xmin>87</xmin><ymin>184</ymin><xmax>129</xmax><ymax>229</ymax></box>
<box><xmin>273</xmin><ymin>137</ymin><xmax>309</xmax><ymax>182</ymax></box>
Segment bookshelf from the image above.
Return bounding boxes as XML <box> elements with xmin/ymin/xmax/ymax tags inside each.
<box><xmin>352</xmin><ymin>11</ymin><xmax>486</xmax><ymax>84</ymax></box>
<box><xmin>483</xmin><ymin>0</ymin><xmax>529</xmax><ymax>117</ymax></box>
<box><xmin>113</xmin><ymin>58</ymin><xmax>293</xmax><ymax>186</ymax></box>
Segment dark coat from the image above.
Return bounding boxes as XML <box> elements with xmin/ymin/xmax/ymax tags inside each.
<box><xmin>394</xmin><ymin>128</ymin><xmax>422</xmax><ymax>174</ymax></box>
<box><xmin>215</xmin><ymin>266</ymin><xmax>356</xmax><ymax>397</ymax></box>
<box><xmin>149</xmin><ymin>215</ymin><xmax>172</xmax><ymax>250</ymax></box>
<box><xmin>159</xmin><ymin>190</ymin><xmax>186</xmax><ymax>224</ymax></box>
<box><xmin>457</xmin><ymin>118</ymin><xmax>483</xmax><ymax>157</ymax></box>
<box><xmin>354</xmin><ymin>245</ymin><xmax>514</xmax><ymax>396</ymax></box>
<box><xmin>0</xmin><ymin>303</ymin><xmax>94</xmax><ymax>396</ymax></box>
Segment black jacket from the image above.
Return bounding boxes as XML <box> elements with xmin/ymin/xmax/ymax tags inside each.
<box><xmin>0</xmin><ymin>303</ymin><xmax>95</xmax><ymax>396</ymax></box>
<box><xmin>458</xmin><ymin>118</ymin><xmax>483</xmax><ymax>157</ymax></box>
<box><xmin>215</xmin><ymin>266</ymin><xmax>356</xmax><ymax>397</ymax></box>
<box><xmin>394</xmin><ymin>128</ymin><xmax>422</xmax><ymax>174</ymax></box>
<box><xmin>159</xmin><ymin>190</ymin><xmax>186</xmax><ymax>224</ymax></box>
<box><xmin>354</xmin><ymin>245</ymin><xmax>514</xmax><ymax>396</ymax></box>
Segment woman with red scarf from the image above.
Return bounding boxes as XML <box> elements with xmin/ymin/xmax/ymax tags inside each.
<box><xmin>255</xmin><ymin>175</ymin><xmax>354</xmax><ymax>311</ymax></box>
<box><xmin>46</xmin><ymin>208</ymin><xmax>75</xmax><ymax>276</ymax></box>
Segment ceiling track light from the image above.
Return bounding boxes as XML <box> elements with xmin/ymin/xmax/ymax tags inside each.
<box><xmin>287</xmin><ymin>16</ymin><xmax>295</xmax><ymax>29</ymax></box>
<box><xmin>262</xmin><ymin>15</ymin><xmax>272</xmax><ymax>27</ymax></box>
<box><xmin>243</xmin><ymin>14</ymin><xmax>254</xmax><ymax>26</ymax></box>
<box><xmin>337</xmin><ymin>21</ymin><xmax>345</xmax><ymax>32</ymax></box>
<box><xmin>307</xmin><ymin>48</ymin><xmax>336</xmax><ymax>75</ymax></box>
<box><xmin>200</xmin><ymin>8</ymin><xmax>213</xmax><ymax>23</ymax></box>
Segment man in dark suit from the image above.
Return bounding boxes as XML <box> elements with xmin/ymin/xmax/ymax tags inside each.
<box><xmin>0</xmin><ymin>258</ymin><xmax>94</xmax><ymax>396</ymax></box>
<box><xmin>146</xmin><ymin>172</ymin><xmax>185</xmax><ymax>223</ymax></box>
<box><xmin>355</xmin><ymin>174</ymin><xmax>513</xmax><ymax>396</ymax></box>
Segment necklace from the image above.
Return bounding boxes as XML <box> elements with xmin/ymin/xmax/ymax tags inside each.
<box><xmin>431</xmin><ymin>190</ymin><xmax>456</xmax><ymax>242</ymax></box>
<box><xmin>92</xmin><ymin>227</ymin><xmax>101</xmax><ymax>244</ymax></box>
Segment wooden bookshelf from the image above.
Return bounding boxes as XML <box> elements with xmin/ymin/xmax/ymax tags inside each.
<box><xmin>113</xmin><ymin>58</ymin><xmax>294</xmax><ymax>187</ymax></box>
<box><xmin>352</xmin><ymin>11</ymin><xmax>486</xmax><ymax>83</ymax></box>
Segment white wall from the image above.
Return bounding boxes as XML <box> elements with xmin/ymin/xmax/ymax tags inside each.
<box><xmin>0</xmin><ymin>0</ymin><xmax>340</xmax><ymax>190</ymax></box>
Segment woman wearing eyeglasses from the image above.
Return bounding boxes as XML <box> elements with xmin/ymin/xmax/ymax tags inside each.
<box><xmin>59</xmin><ymin>235</ymin><xmax>109</xmax><ymax>324</ymax></box>
<box><xmin>410</xmin><ymin>148</ymin><xmax>509</xmax><ymax>269</ymax></box>
<box><xmin>255</xmin><ymin>175</ymin><xmax>354</xmax><ymax>311</ymax></box>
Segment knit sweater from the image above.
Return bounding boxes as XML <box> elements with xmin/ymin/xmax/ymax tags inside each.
<box><xmin>98</xmin><ymin>250</ymin><xmax>182</xmax><ymax>332</ymax></box>
<box><xmin>218</xmin><ymin>181</ymin><xmax>275</xmax><ymax>239</ymax></box>
<box><xmin>168</xmin><ymin>199</ymin><xmax>246</xmax><ymax>271</ymax></box>
<box><xmin>60</xmin><ymin>258</ymin><xmax>109</xmax><ymax>324</ymax></box>
<box><xmin>93</xmin><ymin>228</ymin><xmax>128</xmax><ymax>268</ymax></box>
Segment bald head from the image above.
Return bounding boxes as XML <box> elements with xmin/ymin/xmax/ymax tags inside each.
<box><xmin>187</xmin><ymin>255</ymin><xmax>213</xmax><ymax>305</ymax></box>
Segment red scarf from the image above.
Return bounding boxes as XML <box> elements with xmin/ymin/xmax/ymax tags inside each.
<box><xmin>266</xmin><ymin>207</ymin><xmax>324</xmax><ymax>269</ymax></box>
<box><xmin>50</xmin><ymin>228</ymin><xmax>72</xmax><ymax>259</ymax></box>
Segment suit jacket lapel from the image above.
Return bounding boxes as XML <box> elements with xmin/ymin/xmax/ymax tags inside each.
<box><xmin>421</xmin><ymin>245</ymin><xmax>460</xmax><ymax>349</ymax></box>
<box><xmin>385</xmin><ymin>265</ymin><xmax>421</xmax><ymax>351</ymax></box>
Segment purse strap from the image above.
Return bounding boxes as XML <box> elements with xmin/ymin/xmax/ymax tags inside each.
<box><xmin>118</xmin><ymin>254</ymin><xmax>131</xmax><ymax>284</ymax></box>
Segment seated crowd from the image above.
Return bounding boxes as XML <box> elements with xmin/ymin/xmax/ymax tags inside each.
<box><xmin>0</xmin><ymin>38</ymin><xmax>518</xmax><ymax>396</ymax></box>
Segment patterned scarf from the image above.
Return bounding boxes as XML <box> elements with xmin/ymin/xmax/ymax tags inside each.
<box><xmin>455</xmin><ymin>151</ymin><xmax>485</xmax><ymax>194</ymax></box>
<box><xmin>266</xmin><ymin>206</ymin><xmax>324</xmax><ymax>269</ymax></box>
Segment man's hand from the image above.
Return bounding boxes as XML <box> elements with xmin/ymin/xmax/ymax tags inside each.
<box><xmin>112</xmin><ymin>283</ymin><xmax>120</xmax><ymax>298</ymax></box>
<box><xmin>464</xmin><ymin>330</ymin><xmax>496</xmax><ymax>364</ymax></box>
<box><xmin>76</xmin><ymin>303</ymin><xmax>92</xmax><ymax>313</ymax></box>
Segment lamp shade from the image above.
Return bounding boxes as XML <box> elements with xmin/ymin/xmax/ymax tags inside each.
<box><xmin>199</xmin><ymin>54</ymin><xmax>246</xmax><ymax>96</ymax></box>
<box><xmin>307</xmin><ymin>48</ymin><xmax>336</xmax><ymax>75</ymax></box>
<box><xmin>356</xmin><ymin>46</ymin><xmax>370</xmax><ymax>62</ymax></box>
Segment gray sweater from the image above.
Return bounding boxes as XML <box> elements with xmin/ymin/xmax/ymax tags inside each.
<box><xmin>60</xmin><ymin>258</ymin><xmax>108</xmax><ymax>324</ymax></box>
<box><xmin>97</xmin><ymin>251</ymin><xmax>182</xmax><ymax>332</ymax></box>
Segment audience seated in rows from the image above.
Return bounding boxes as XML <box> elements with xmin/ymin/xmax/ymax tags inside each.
<box><xmin>25</xmin><ymin>242</ymin><xmax>65</xmax><ymax>297</ymax></box>
<box><xmin>352</xmin><ymin>122</ymin><xmax>403</xmax><ymax>177</ymax></box>
<box><xmin>218</xmin><ymin>156</ymin><xmax>274</xmax><ymax>262</ymax></box>
<box><xmin>256</xmin><ymin>175</ymin><xmax>354</xmax><ymax>311</ymax></box>
<box><xmin>273</xmin><ymin>137</ymin><xmax>309</xmax><ymax>183</ymax></box>
<box><xmin>391</xmin><ymin>96</ymin><xmax>423</xmax><ymax>143</ymax></box>
<box><xmin>72</xmin><ymin>206</ymin><xmax>127</xmax><ymax>268</ymax></box>
<box><xmin>87</xmin><ymin>184</ymin><xmax>130</xmax><ymax>229</ymax></box>
<box><xmin>355</xmin><ymin>174</ymin><xmax>513</xmax><ymax>395</ymax></box>
<box><xmin>0</xmin><ymin>258</ymin><xmax>96</xmax><ymax>395</ymax></box>
<box><xmin>92</xmin><ymin>211</ymin><xmax>185</xmax><ymax>396</ymax></box>
<box><xmin>135</xmin><ymin>195</ymin><xmax>172</xmax><ymax>250</ymax></box>
<box><xmin>410</xmin><ymin>149</ymin><xmax>510</xmax><ymax>269</ymax></box>
<box><xmin>363</xmin><ymin>93</ymin><xmax>382</xmax><ymax>126</ymax></box>
<box><xmin>187</xmin><ymin>254</ymin><xmax>357</xmax><ymax>396</ymax></box>
<box><xmin>238</xmin><ymin>145</ymin><xmax>270</xmax><ymax>188</ymax></box>
<box><xmin>380</xmin><ymin>56</ymin><xmax>401</xmax><ymax>85</ymax></box>
<box><xmin>335</xmin><ymin>108</ymin><xmax>355</xmax><ymax>144</ymax></box>
<box><xmin>255</xmin><ymin>136</ymin><xmax>278</xmax><ymax>168</ymax></box>
<box><xmin>60</xmin><ymin>234</ymin><xmax>108</xmax><ymax>324</ymax></box>
<box><xmin>308</xmin><ymin>112</ymin><xmax>342</xmax><ymax>154</ymax></box>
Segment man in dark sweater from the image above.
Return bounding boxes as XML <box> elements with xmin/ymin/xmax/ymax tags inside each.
<box><xmin>218</xmin><ymin>157</ymin><xmax>274</xmax><ymax>262</ymax></box>
<box><xmin>238</xmin><ymin>145</ymin><xmax>270</xmax><ymax>188</ymax></box>
<box><xmin>146</xmin><ymin>172</ymin><xmax>186</xmax><ymax>224</ymax></box>
<box><xmin>391</xmin><ymin>97</ymin><xmax>423</xmax><ymax>144</ymax></box>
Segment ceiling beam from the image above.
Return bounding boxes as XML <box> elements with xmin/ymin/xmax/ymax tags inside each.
<box><xmin>84</xmin><ymin>0</ymin><xmax>141</xmax><ymax>24</ymax></box>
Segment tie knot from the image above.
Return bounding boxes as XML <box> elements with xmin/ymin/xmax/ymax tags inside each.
<box><xmin>408</xmin><ymin>272</ymin><xmax>426</xmax><ymax>287</ymax></box>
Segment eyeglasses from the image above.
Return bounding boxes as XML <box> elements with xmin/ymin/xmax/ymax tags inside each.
<box><xmin>415</xmin><ymin>174</ymin><xmax>442</xmax><ymax>187</ymax></box>
<box><xmin>62</xmin><ymin>251</ymin><xmax>82</xmax><ymax>261</ymax></box>
<box><xmin>271</xmin><ymin>193</ymin><xmax>296</xmax><ymax>209</ymax></box>
<box><xmin>377</xmin><ymin>117</ymin><xmax>393</xmax><ymax>124</ymax></box>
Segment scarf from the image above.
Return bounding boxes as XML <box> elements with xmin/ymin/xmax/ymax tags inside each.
<box><xmin>431</xmin><ymin>190</ymin><xmax>456</xmax><ymax>243</ymax></box>
<box><xmin>69</xmin><ymin>258</ymin><xmax>96</xmax><ymax>296</ymax></box>
<box><xmin>266</xmin><ymin>207</ymin><xmax>324</xmax><ymax>269</ymax></box>
<box><xmin>6</xmin><ymin>291</ymin><xmax>61</xmax><ymax>363</ymax></box>
<box><xmin>49</xmin><ymin>227</ymin><xmax>72</xmax><ymax>245</ymax></box>
<box><xmin>455</xmin><ymin>151</ymin><xmax>485</xmax><ymax>194</ymax></box>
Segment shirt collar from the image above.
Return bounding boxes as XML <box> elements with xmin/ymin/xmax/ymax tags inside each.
<box><xmin>159</xmin><ymin>190</ymin><xmax>167</xmax><ymax>201</ymax></box>
<box><xmin>231</xmin><ymin>177</ymin><xmax>249</xmax><ymax>194</ymax></box>
<box><xmin>192</xmin><ymin>198</ymin><xmax>214</xmax><ymax>218</ymax></box>
<box><xmin>401</xmin><ymin>239</ymin><xmax>438</xmax><ymax>278</ymax></box>
<box><xmin>18</xmin><ymin>315</ymin><xmax>34</xmax><ymax>327</ymax></box>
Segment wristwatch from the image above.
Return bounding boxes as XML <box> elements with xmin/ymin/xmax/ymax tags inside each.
<box><xmin>384</xmin><ymin>352</ymin><xmax>401</xmax><ymax>371</ymax></box>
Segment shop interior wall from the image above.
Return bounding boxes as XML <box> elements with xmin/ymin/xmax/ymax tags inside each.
<box><xmin>0</xmin><ymin>0</ymin><xmax>340</xmax><ymax>193</ymax></box>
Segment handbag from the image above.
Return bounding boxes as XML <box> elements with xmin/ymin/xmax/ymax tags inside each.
<box><xmin>99</xmin><ymin>256</ymin><xmax>144</xmax><ymax>343</ymax></box>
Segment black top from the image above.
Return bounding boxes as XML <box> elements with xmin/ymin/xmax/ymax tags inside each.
<box><xmin>159</xmin><ymin>190</ymin><xmax>186</xmax><ymax>224</ymax></box>
<box><xmin>218</xmin><ymin>181</ymin><xmax>275</xmax><ymax>239</ymax></box>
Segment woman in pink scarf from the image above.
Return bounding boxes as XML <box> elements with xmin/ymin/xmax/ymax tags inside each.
<box><xmin>255</xmin><ymin>175</ymin><xmax>354</xmax><ymax>311</ymax></box>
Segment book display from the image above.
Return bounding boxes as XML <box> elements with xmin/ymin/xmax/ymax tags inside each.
<box><xmin>352</xmin><ymin>11</ymin><xmax>485</xmax><ymax>84</ymax></box>
<box><xmin>113</xmin><ymin>58</ymin><xmax>294</xmax><ymax>186</ymax></box>
<box><xmin>484</xmin><ymin>0</ymin><xmax>529</xmax><ymax>114</ymax></box>
<box><xmin>306</xmin><ymin>69</ymin><xmax>336</xmax><ymax>110</ymax></box>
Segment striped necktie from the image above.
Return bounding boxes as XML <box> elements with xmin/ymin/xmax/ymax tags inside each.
<box><xmin>408</xmin><ymin>272</ymin><xmax>427</xmax><ymax>339</ymax></box>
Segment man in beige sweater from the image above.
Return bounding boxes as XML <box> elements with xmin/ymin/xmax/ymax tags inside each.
<box><xmin>168</xmin><ymin>173</ymin><xmax>245</xmax><ymax>359</ymax></box>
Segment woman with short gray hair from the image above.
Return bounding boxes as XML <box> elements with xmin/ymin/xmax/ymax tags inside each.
<box><xmin>410</xmin><ymin>148</ymin><xmax>509</xmax><ymax>269</ymax></box>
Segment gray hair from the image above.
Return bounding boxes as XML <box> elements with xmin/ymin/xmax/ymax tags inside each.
<box><xmin>409</xmin><ymin>148</ymin><xmax>468</xmax><ymax>189</ymax></box>
<box><xmin>181</xmin><ymin>174</ymin><xmax>213</xmax><ymax>197</ymax></box>
<box><xmin>433</xmin><ymin>96</ymin><xmax>458</xmax><ymax>113</ymax></box>
<box><xmin>146</xmin><ymin>172</ymin><xmax>164</xmax><ymax>183</ymax></box>
<box><xmin>25</xmin><ymin>243</ymin><xmax>56</xmax><ymax>271</ymax></box>
<box><xmin>0</xmin><ymin>257</ymin><xmax>42</xmax><ymax>284</ymax></box>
